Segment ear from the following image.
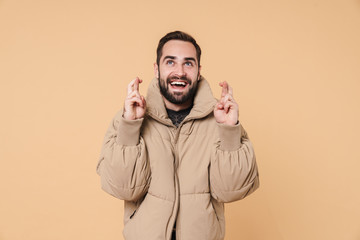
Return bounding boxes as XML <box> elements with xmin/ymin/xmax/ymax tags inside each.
<box><xmin>154</xmin><ymin>63</ymin><xmax>159</xmax><ymax>79</ymax></box>
<box><xmin>197</xmin><ymin>65</ymin><xmax>202</xmax><ymax>80</ymax></box>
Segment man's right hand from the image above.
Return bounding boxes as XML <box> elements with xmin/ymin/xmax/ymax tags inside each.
<box><xmin>123</xmin><ymin>77</ymin><xmax>146</xmax><ymax>120</ymax></box>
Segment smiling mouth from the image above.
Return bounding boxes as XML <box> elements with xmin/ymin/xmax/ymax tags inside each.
<box><xmin>170</xmin><ymin>81</ymin><xmax>188</xmax><ymax>87</ymax></box>
<box><xmin>167</xmin><ymin>76</ymin><xmax>191</xmax><ymax>91</ymax></box>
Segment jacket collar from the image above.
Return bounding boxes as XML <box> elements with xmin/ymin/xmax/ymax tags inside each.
<box><xmin>145</xmin><ymin>76</ymin><xmax>217</xmax><ymax>125</ymax></box>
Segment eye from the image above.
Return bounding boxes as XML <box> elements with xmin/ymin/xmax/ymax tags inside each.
<box><xmin>166</xmin><ymin>60</ymin><xmax>174</xmax><ymax>65</ymax></box>
<box><xmin>185</xmin><ymin>61</ymin><xmax>193</xmax><ymax>67</ymax></box>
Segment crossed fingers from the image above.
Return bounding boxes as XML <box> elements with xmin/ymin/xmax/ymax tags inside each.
<box><xmin>126</xmin><ymin>77</ymin><xmax>145</xmax><ymax>107</ymax></box>
<box><xmin>220</xmin><ymin>81</ymin><xmax>233</xmax><ymax>97</ymax></box>
<box><xmin>127</xmin><ymin>77</ymin><xmax>142</xmax><ymax>94</ymax></box>
<box><xmin>219</xmin><ymin>81</ymin><xmax>236</xmax><ymax>113</ymax></box>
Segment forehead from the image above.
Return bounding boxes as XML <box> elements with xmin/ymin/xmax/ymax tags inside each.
<box><xmin>161</xmin><ymin>40</ymin><xmax>197</xmax><ymax>61</ymax></box>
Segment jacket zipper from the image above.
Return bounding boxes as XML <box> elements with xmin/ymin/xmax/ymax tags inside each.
<box><xmin>146</xmin><ymin>107</ymin><xmax>214</xmax><ymax>240</ymax></box>
<box><xmin>165</xmin><ymin>125</ymin><xmax>181</xmax><ymax>240</ymax></box>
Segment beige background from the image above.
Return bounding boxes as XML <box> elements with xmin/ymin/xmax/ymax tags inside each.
<box><xmin>1</xmin><ymin>0</ymin><xmax>360</xmax><ymax>239</ymax></box>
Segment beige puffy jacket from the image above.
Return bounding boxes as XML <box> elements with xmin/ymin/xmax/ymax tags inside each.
<box><xmin>97</xmin><ymin>77</ymin><xmax>259</xmax><ymax>240</ymax></box>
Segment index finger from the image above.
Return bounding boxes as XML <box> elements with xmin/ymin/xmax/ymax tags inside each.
<box><xmin>127</xmin><ymin>78</ymin><xmax>137</xmax><ymax>95</ymax></box>
<box><xmin>127</xmin><ymin>77</ymin><xmax>142</xmax><ymax>95</ymax></box>
<box><xmin>134</xmin><ymin>77</ymin><xmax>140</xmax><ymax>91</ymax></box>
<box><xmin>220</xmin><ymin>81</ymin><xmax>229</xmax><ymax>97</ymax></box>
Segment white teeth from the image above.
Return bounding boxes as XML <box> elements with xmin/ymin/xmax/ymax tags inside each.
<box><xmin>171</xmin><ymin>81</ymin><xmax>186</xmax><ymax>86</ymax></box>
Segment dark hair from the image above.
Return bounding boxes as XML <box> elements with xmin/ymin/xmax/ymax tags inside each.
<box><xmin>156</xmin><ymin>31</ymin><xmax>201</xmax><ymax>67</ymax></box>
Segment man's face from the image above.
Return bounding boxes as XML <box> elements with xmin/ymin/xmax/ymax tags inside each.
<box><xmin>154</xmin><ymin>40</ymin><xmax>201</xmax><ymax>105</ymax></box>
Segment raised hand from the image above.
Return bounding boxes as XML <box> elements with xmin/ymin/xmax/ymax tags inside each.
<box><xmin>123</xmin><ymin>77</ymin><xmax>146</xmax><ymax>120</ymax></box>
<box><xmin>214</xmin><ymin>81</ymin><xmax>239</xmax><ymax>125</ymax></box>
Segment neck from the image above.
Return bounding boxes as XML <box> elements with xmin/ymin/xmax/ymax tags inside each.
<box><xmin>163</xmin><ymin>97</ymin><xmax>193</xmax><ymax>111</ymax></box>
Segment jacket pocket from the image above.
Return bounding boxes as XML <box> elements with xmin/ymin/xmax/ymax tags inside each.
<box><xmin>123</xmin><ymin>193</ymin><xmax>174</xmax><ymax>240</ymax></box>
<box><xmin>179</xmin><ymin>193</ymin><xmax>224</xmax><ymax>240</ymax></box>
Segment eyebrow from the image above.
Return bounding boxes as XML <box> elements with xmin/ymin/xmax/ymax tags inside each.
<box><xmin>162</xmin><ymin>56</ymin><xmax>197</xmax><ymax>64</ymax></box>
<box><xmin>184</xmin><ymin>57</ymin><xmax>196</xmax><ymax>62</ymax></box>
<box><xmin>163</xmin><ymin>56</ymin><xmax>176</xmax><ymax>62</ymax></box>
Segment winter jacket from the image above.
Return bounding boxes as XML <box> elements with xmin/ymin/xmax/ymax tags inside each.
<box><xmin>97</xmin><ymin>76</ymin><xmax>259</xmax><ymax>240</ymax></box>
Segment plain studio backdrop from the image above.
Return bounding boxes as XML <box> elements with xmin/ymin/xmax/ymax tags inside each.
<box><xmin>1</xmin><ymin>0</ymin><xmax>359</xmax><ymax>239</ymax></box>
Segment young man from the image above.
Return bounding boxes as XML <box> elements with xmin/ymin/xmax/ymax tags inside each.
<box><xmin>97</xmin><ymin>31</ymin><xmax>259</xmax><ymax>240</ymax></box>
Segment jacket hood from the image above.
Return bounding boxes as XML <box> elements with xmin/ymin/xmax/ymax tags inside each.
<box><xmin>145</xmin><ymin>76</ymin><xmax>217</xmax><ymax>124</ymax></box>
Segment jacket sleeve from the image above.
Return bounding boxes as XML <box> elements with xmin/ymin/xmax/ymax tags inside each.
<box><xmin>96</xmin><ymin>111</ymin><xmax>151</xmax><ymax>202</ymax></box>
<box><xmin>210</xmin><ymin>122</ymin><xmax>259</xmax><ymax>203</ymax></box>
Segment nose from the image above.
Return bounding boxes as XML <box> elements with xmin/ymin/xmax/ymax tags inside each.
<box><xmin>173</xmin><ymin>64</ymin><xmax>186</xmax><ymax>78</ymax></box>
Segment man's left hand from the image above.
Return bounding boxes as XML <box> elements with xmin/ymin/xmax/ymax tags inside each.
<box><xmin>214</xmin><ymin>81</ymin><xmax>239</xmax><ymax>125</ymax></box>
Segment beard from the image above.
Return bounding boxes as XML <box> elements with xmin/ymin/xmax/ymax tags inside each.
<box><xmin>158</xmin><ymin>74</ymin><xmax>199</xmax><ymax>105</ymax></box>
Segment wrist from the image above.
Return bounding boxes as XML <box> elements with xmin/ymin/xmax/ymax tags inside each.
<box><xmin>122</xmin><ymin>109</ymin><xmax>135</xmax><ymax>120</ymax></box>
